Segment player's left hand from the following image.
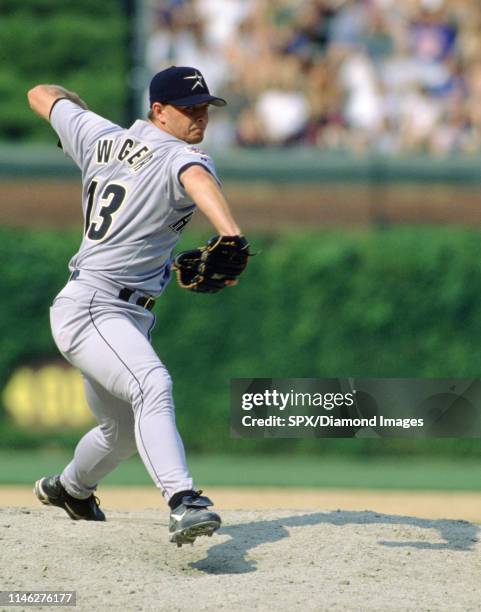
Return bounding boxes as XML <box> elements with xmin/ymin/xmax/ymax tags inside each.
<box><xmin>172</xmin><ymin>235</ymin><xmax>251</xmax><ymax>293</ymax></box>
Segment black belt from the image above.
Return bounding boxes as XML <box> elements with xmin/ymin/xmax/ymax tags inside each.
<box><xmin>69</xmin><ymin>270</ymin><xmax>156</xmax><ymax>311</ymax></box>
<box><xmin>118</xmin><ymin>288</ymin><xmax>156</xmax><ymax>311</ymax></box>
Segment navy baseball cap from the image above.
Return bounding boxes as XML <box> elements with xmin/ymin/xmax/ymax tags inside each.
<box><xmin>149</xmin><ymin>66</ymin><xmax>227</xmax><ymax>107</ymax></box>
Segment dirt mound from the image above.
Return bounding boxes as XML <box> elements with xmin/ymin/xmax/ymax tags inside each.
<box><xmin>1</xmin><ymin>507</ymin><xmax>479</xmax><ymax>611</ymax></box>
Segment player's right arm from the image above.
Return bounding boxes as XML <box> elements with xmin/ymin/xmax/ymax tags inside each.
<box><xmin>27</xmin><ymin>84</ymin><xmax>88</xmax><ymax>121</ymax></box>
<box><xmin>27</xmin><ymin>83</ymin><xmax>121</xmax><ymax>169</ymax></box>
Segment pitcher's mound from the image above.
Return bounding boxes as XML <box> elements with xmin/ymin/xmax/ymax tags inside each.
<box><xmin>1</xmin><ymin>506</ymin><xmax>479</xmax><ymax>611</ymax></box>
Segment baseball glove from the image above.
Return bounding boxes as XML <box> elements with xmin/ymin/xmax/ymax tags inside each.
<box><xmin>172</xmin><ymin>235</ymin><xmax>250</xmax><ymax>293</ymax></box>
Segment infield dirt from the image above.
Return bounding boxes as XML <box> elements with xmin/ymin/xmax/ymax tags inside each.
<box><xmin>1</xmin><ymin>489</ymin><xmax>480</xmax><ymax>611</ymax></box>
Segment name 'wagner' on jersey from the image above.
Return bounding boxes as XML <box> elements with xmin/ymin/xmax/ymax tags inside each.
<box><xmin>51</xmin><ymin>99</ymin><xmax>220</xmax><ymax>296</ymax></box>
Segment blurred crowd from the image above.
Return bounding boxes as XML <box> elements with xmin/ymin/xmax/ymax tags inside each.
<box><xmin>146</xmin><ymin>0</ymin><xmax>481</xmax><ymax>155</ymax></box>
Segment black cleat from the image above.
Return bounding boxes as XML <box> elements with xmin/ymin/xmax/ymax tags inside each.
<box><xmin>34</xmin><ymin>475</ymin><xmax>106</xmax><ymax>522</ymax></box>
<box><xmin>169</xmin><ymin>490</ymin><xmax>221</xmax><ymax>547</ymax></box>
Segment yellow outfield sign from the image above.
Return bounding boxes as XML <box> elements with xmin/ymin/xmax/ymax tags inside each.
<box><xmin>3</xmin><ymin>362</ymin><xmax>94</xmax><ymax>429</ymax></box>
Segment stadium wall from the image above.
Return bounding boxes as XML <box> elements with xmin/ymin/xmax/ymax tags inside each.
<box><xmin>2</xmin><ymin>227</ymin><xmax>481</xmax><ymax>457</ymax></box>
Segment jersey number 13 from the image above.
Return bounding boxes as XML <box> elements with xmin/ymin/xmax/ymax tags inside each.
<box><xmin>85</xmin><ymin>179</ymin><xmax>127</xmax><ymax>241</ymax></box>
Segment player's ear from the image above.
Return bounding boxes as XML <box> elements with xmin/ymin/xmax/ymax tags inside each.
<box><xmin>150</xmin><ymin>102</ymin><xmax>165</xmax><ymax>123</ymax></box>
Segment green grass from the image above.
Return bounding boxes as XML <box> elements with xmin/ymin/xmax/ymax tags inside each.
<box><xmin>1</xmin><ymin>450</ymin><xmax>481</xmax><ymax>491</ymax></box>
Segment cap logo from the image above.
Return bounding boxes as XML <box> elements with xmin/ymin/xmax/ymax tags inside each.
<box><xmin>184</xmin><ymin>71</ymin><xmax>204</xmax><ymax>91</ymax></box>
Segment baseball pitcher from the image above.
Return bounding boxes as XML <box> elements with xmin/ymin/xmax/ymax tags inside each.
<box><xmin>27</xmin><ymin>66</ymin><xmax>250</xmax><ymax>547</ymax></box>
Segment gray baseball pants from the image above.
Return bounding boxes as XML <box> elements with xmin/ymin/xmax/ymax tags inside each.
<box><xmin>49</xmin><ymin>276</ymin><xmax>193</xmax><ymax>501</ymax></box>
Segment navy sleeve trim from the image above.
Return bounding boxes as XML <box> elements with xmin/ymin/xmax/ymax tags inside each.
<box><xmin>48</xmin><ymin>96</ymin><xmax>71</xmax><ymax>121</ymax></box>
<box><xmin>177</xmin><ymin>162</ymin><xmax>214</xmax><ymax>188</ymax></box>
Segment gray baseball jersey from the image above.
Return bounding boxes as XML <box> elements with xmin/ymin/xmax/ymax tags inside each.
<box><xmin>51</xmin><ymin>99</ymin><xmax>219</xmax><ymax>295</ymax></box>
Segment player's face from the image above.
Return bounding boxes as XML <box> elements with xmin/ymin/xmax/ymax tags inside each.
<box><xmin>162</xmin><ymin>103</ymin><xmax>209</xmax><ymax>143</ymax></box>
